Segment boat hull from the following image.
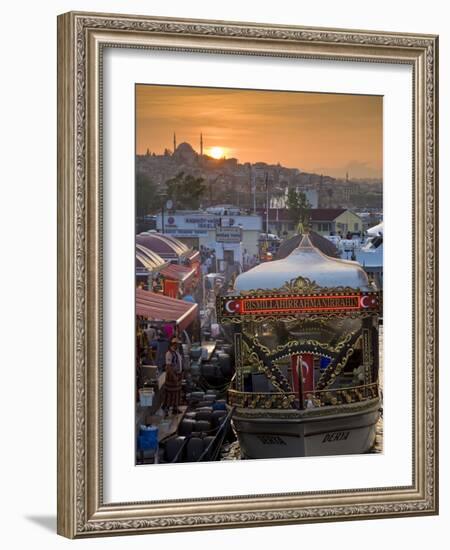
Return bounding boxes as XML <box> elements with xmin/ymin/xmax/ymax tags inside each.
<box><xmin>231</xmin><ymin>398</ymin><xmax>381</xmax><ymax>459</ymax></box>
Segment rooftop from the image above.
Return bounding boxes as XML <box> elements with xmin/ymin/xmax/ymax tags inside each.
<box><xmin>255</xmin><ymin>208</ymin><xmax>352</xmax><ymax>222</ymax></box>
<box><xmin>235</xmin><ymin>234</ymin><xmax>370</xmax><ymax>292</ymax></box>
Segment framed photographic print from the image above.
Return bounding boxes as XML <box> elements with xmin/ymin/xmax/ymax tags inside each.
<box><xmin>57</xmin><ymin>11</ymin><xmax>438</xmax><ymax>538</ymax></box>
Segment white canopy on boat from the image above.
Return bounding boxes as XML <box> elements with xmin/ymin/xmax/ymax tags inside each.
<box><xmin>366</xmin><ymin>221</ymin><xmax>383</xmax><ymax>236</ymax></box>
<box><xmin>234</xmin><ymin>234</ymin><xmax>371</xmax><ymax>292</ymax></box>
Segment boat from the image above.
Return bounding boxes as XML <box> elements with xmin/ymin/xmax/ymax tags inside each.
<box><xmin>354</xmin><ymin>223</ymin><xmax>383</xmax><ymax>290</ymax></box>
<box><xmin>217</xmin><ymin>234</ymin><xmax>382</xmax><ymax>459</ymax></box>
<box><xmin>159</xmin><ymin>393</ymin><xmax>235</xmax><ymax>463</ymax></box>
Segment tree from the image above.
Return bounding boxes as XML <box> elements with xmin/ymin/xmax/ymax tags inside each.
<box><xmin>286</xmin><ymin>189</ymin><xmax>311</xmax><ymax>231</ymax></box>
<box><xmin>165</xmin><ymin>172</ymin><xmax>206</xmax><ymax>209</ymax></box>
<box><xmin>136</xmin><ymin>172</ymin><xmax>159</xmax><ymax>217</ymax></box>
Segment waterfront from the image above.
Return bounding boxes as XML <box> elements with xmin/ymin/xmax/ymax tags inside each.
<box><xmin>136</xmin><ymin>235</ymin><xmax>383</xmax><ymax>463</ymax></box>
<box><xmin>135</xmin><ymin>85</ymin><xmax>383</xmax><ymax>463</ymax></box>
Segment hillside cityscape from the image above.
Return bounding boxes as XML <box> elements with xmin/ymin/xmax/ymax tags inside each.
<box><xmin>137</xmin><ymin>135</ymin><xmax>382</xmax><ymax>217</ymax></box>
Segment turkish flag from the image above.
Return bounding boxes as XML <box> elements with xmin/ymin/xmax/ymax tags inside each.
<box><xmin>291</xmin><ymin>354</ymin><xmax>315</xmax><ymax>394</ymax></box>
<box><xmin>301</xmin><ymin>354</ymin><xmax>315</xmax><ymax>392</ymax></box>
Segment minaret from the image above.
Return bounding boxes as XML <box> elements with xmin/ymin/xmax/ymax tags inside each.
<box><xmin>173</xmin><ymin>132</ymin><xmax>177</xmax><ymax>152</ymax></box>
<box><xmin>200</xmin><ymin>133</ymin><xmax>203</xmax><ymax>156</ymax></box>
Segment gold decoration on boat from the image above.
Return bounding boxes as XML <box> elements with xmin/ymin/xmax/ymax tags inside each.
<box><xmin>280</xmin><ymin>276</ymin><xmax>322</xmax><ymax>294</ymax></box>
<box><xmin>334</xmin><ymin>330</ymin><xmax>359</xmax><ymax>353</ymax></box>
<box><xmin>316</xmin><ymin>337</ymin><xmax>361</xmax><ymax>390</ymax></box>
<box><xmin>219</xmin><ymin>311</ymin><xmax>376</xmax><ymax>325</ymax></box>
<box><xmin>284</xmin><ymin>317</ymin><xmax>337</xmax><ymax>335</ymax></box>
<box><xmin>281</xmin><ymin>277</ymin><xmax>362</xmax><ymax>295</ymax></box>
<box><xmin>242</xmin><ymin>340</ymin><xmax>261</xmax><ymax>370</ymax></box>
<box><xmin>228</xmin><ymin>383</ymin><xmax>378</xmax><ymax>410</ymax></box>
<box><xmin>243</xmin><ymin>276</ymin><xmax>360</xmax><ymax>296</ymax></box>
<box><xmin>268</xmin><ymin>338</ymin><xmax>338</xmax><ymax>361</ymax></box>
<box><xmin>241</xmin><ymin>333</ymin><xmax>292</xmax><ymax>394</ymax></box>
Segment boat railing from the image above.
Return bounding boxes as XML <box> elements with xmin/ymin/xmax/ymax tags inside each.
<box><xmin>197</xmin><ymin>406</ymin><xmax>235</xmax><ymax>461</ymax></box>
<box><xmin>228</xmin><ymin>382</ymin><xmax>379</xmax><ymax>410</ymax></box>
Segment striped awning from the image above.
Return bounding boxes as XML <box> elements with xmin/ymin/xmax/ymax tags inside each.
<box><xmin>137</xmin><ymin>232</ymin><xmax>199</xmax><ymax>263</ymax></box>
<box><xmin>137</xmin><ymin>233</ymin><xmax>187</xmax><ymax>259</ymax></box>
<box><xmin>136</xmin><ymin>288</ymin><xmax>198</xmax><ymax>330</ymax></box>
<box><xmin>135</xmin><ymin>244</ymin><xmax>167</xmax><ymax>273</ymax></box>
<box><xmin>160</xmin><ymin>263</ymin><xmax>196</xmax><ymax>283</ymax></box>
<box><xmin>186</xmin><ymin>249</ymin><xmax>200</xmax><ymax>263</ymax></box>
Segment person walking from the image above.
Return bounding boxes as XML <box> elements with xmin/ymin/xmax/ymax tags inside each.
<box><xmin>162</xmin><ymin>337</ymin><xmax>183</xmax><ymax>416</ymax></box>
<box><xmin>155</xmin><ymin>330</ymin><xmax>169</xmax><ymax>371</ymax></box>
<box><xmin>205</xmin><ymin>255</ymin><xmax>212</xmax><ymax>274</ymax></box>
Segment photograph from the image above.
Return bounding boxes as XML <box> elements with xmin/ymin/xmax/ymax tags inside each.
<box><xmin>134</xmin><ymin>84</ymin><xmax>384</xmax><ymax>465</ymax></box>
<box><xmin>55</xmin><ymin>10</ymin><xmax>438</xmax><ymax>537</ymax></box>
<box><xmin>0</xmin><ymin>0</ymin><xmax>444</xmax><ymax>543</ymax></box>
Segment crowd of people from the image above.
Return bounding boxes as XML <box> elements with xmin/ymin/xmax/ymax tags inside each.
<box><xmin>199</xmin><ymin>245</ymin><xmax>217</xmax><ymax>276</ymax></box>
<box><xmin>242</xmin><ymin>249</ymin><xmax>260</xmax><ymax>271</ymax></box>
<box><xmin>199</xmin><ymin>245</ymin><xmax>262</xmax><ymax>275</ymax></box>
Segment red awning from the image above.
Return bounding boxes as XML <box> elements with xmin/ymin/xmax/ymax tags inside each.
<box><xmin>186</xmin><ymin>249</ymin><xmax>200</xmax><ymax>263</ymax></box>
<box><xmin>136</xmin><ymin>288</ymin><xmax>198</xmax><ymax>330</ymax></box>
<box><xmin>160</xmin><ymin>263</ymin><xmax>196</xmax><ymax>284</ymax></box>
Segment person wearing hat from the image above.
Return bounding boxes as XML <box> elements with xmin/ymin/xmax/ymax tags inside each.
<box><xmin>155</xmin><ymin>329</ymin><xmax>169</xmax><ymax>371</ymax></box>
<box><xmin>162</xmin><ymin>337</ymin><xmax>183</xmax><ymax>415</ymax></box>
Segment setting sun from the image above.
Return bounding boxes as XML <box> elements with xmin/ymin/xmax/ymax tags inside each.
<box><xmin>209</xmin><ymin>146</ymin><xmax>226</xmax><ymax>159</ymax></box>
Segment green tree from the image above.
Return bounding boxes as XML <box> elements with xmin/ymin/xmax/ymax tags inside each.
<box><xmin>136</xmin><ymin>172</ymin><xmax>159</xmax><ymax>217</ymax></box>
<box><xmin>286</xmin><ymin>189</ymin><xmax>311</xmax><ymax>231</ymax></box>
<box><xmin>165</xmin><ymin>172</ymin><xmax>206</xmax><ymax>209</ymax></box>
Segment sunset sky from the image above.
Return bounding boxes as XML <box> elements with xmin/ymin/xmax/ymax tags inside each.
<box><xmin>136</xmin><ymin>84</ymin><xmax>382</xmax><ymax>179</ymax></box>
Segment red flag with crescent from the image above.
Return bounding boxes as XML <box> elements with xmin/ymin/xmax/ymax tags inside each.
<box><xmin>302</xmin><ymin>354</ymin><xmax>315</xmax><ymax>392</ymax></box>
<box><xmin>291</xmin><ymin>354</ymin><xmax>315</xmax><ymax>394</ymax></box>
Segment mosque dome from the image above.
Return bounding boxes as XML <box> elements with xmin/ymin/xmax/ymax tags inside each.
<box><xmin>173</xmin><ymin>142</ymin><xmax>197</xmax><ymax>163</ymax></box>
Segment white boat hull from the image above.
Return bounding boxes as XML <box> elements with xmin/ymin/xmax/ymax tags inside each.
<box><xmin>231</xmin><ymin>398</ymin><xmax>381</xmax><ymax>458</ymax></box>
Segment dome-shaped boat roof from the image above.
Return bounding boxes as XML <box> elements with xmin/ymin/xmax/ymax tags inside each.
<box><xmin>275</xmin><ymin>231</ymin><xmax>340</xmax><ymax>260</ymax></box>
<box><xmin>234</xmin><ymin>234</ymin><xmax>371</xmax><ymax>292</ymax></box>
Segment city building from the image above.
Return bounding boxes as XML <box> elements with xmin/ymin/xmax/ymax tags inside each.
<box><xmin>309</xmin><ymin>208</ymin><xmax>363</xmax><ymax>236</ymax></box>
<box><xmin>256</xmin><ymin>208</ymin><xmax>297</xmax><ymax>237</ymax></box>
<box><xmin>256</xmin><ymin>207</ymin><xmax>363</xmax><ymax>238</ymax></box>
<box><xmin>156</xmin><ymin>209</ymin><xmax>263</xmax><ymax>265</ymax></box>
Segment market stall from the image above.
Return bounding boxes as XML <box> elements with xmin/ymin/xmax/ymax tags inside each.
<box><xmin>159</xmin><ymin>263</ymin><xmax>197</xmax><ymax>298</ymax></box>
<box><xmin>136</xmin><ymin>288</ymin><xmax>198</xmax><ymax>331</ymax></box>
<box><xmin>136</xmin><ymin>289</ymin><xmax>200</xmax><ymax>454</ymax></box>
<box><xmin>135</xmin><ymin>244</ymin><xmax>168</xmax><ymax>289</ymax></box>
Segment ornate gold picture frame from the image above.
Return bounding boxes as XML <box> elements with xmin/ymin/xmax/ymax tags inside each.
<box><xmin>57</xmin><ymin>11</ymin><xmax>438</xmax><ymax>538</ymax></box>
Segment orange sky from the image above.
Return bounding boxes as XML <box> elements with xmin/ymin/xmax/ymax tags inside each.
<box><xmin>136</xmin><ymin>84</ymin><xmax>382</xmax><ymax>179</ymax></box>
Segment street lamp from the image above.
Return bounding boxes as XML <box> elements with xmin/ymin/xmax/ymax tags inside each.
<box><xmin>159</xmin><ymin>193</ymin><xmax>167</xmax><ymax>234</ymax></box>
<box><xmin>159</xmin><ymin>194</ymin><xmax>172</xmax><ymax>234</ymax></box>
